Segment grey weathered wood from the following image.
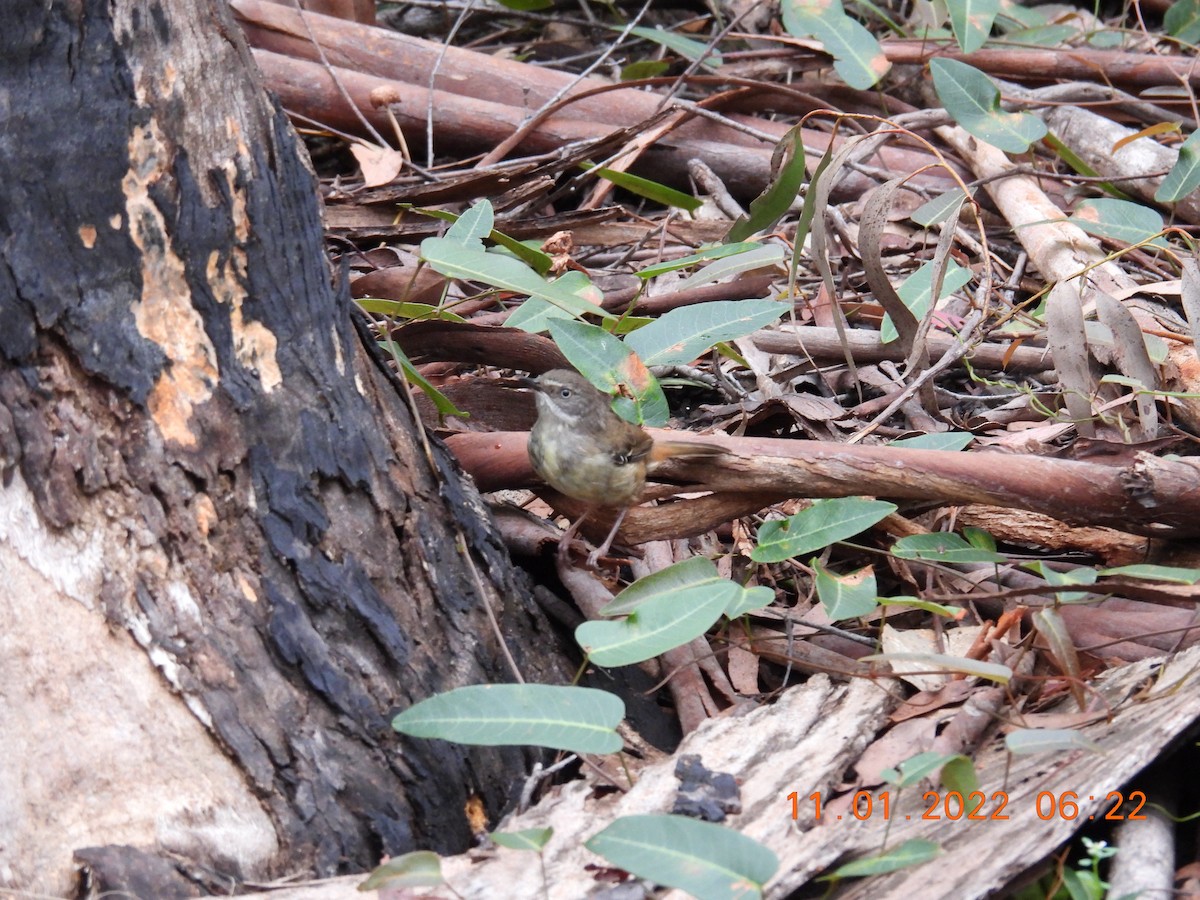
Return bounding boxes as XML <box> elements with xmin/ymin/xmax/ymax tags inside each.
<box><xmin>779</xmin><ymin>647</ymin><xmax>1200</xmax><ymax>898</ymax></box>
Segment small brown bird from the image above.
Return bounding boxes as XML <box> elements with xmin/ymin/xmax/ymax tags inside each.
<box><xmin>522</xmin><ymin>369</ymin><xmax>724</xmax><ymax>566</ymax></box>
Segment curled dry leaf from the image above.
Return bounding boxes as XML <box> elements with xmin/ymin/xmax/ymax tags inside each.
<box><xmin>1045</xmin><ymin>280</ymin><xmax>1096</xmax><ymax>438</ymax></box>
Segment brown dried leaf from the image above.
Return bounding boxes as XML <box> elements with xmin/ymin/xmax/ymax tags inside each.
<box><xmin>1035</xmin><ymin>606</ymin><xmax>1086</xmax><ymax>711</ymax></box>
<box><xmin>351</xmin><ymin>265</ymin><xmax>446</xmax><ymax>306</ymax></box>
<box><xmin>889</xmin><ymin>680</ymin><xmax>976</xmax><ymax>723</ymax></box>
<box><xmin>1046</xmin><ymin>280</ymin><xmax>1096</xmax><ymax>438</ymax></box>
<box><xmin>859</xmin><ymin>177</ymin><xmax>918</xmax><ymax>351</ymax></box>
<box><xmin>1093</xmin><ymin>289</ymin><xmax>1158</xmax><ymax>438</ymax></box>
<box><xmin>879</xmin><ymin>624</ymin><xmax>984</xmax><ymax>692</ymax></box>
<box><xmin>350</xmin><ymin>141</ymin><xmax>404</xmax><ymax>188</ymax></box>
<box><xmin>1182</xmin><ymin>257</ymin><xmax>1200</xmax><ymax>363</ymax></box>
<box><xmin>726</xmin><ymin>644</ymin><xmax>761</xmax><ymax>696</ymax></box>
<box><xmin>853</xmin><ymin>718</ymin><xmax>938</xmax><ymax>786</ymax></box>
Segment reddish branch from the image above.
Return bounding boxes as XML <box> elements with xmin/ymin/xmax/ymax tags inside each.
<box><xmin>232</xmin><ymin>0</ymin><xmax>956</xmax><ymax>199</ymax></box>
<box><xmin>448</xmin><ymin>430</ymin><xmax>1200</xmax><ymax>540</ymax></box>
<box><xmin>388</xmin><ymin>321</ymin><xmax>1053</xmax><ymax>378</ymax></box>
<box><xmin>883</xmin><ymin>40</ymin><xmax>1200</xmax><ymax>92</ymax></box>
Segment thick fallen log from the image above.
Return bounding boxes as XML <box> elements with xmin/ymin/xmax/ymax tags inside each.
<box><xmin>1045</xmin><ymin>105</ymin><xmax>1200</xmax><ymax>225</ymax></box>
<box><xmin>447</xmin><ymin>430</ymin><xmax>1200</xmax><ymax>540</ymax></box>
<box><xmin>232</xmin><ymin>0</ymin><xmax>959</xmax><ymax>199</ymax></box>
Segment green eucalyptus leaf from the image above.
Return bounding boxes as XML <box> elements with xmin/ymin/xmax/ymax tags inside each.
<box><xmin>931</xmin><ymin>58</ymin><xmax>1047</xmax><ymax>152</ymax></box>
<box><xmin>940</xmin><ymin>756</ymin><xmax>980</xmax><ymax>795</ymax></box>
<box><xmin>626</xmin><ymin>25</ymin><xmax>723</xmax><ymax>68</ymax></box>
<box><xmin>1155</xmin><ymin>130</ymin><xmax>1200</xmax><ymax>203</ymax></box>
<box><xmin>392</xmin><ymin>684</ymin><xmax>625</xmax><ymax>755</ymax></box>
<box><xmin>1165</xmin><ymin>0</ymin><xmax>1200</xmax><ymax>44</ymax></box>
<box><xmin>1071</xmin><ymin>198</ymin><xmax>1167</xmax><ymax>248</ymax></box>
<box><xmin>726</xmin><ymin>584</ymin><xmax>775</xmax><ymax>618</ymax></box>
<box><xmin>1005</xmin><ymin>728</ymin><xmax>1102</xmax><ymax>754</ymax></box>
<box><xmin>877</xmin><ymin>596</ymin><xmax>964</xmax><ymax>617</ymax></box>
<box><xmin>421</xmin><ymin>237</ymin><xmax>605</xmax><ymax>333</ymax></box>
<box><xmin>999</xmin><ymin>23</ymin><xmax>1080</xmax><ymax>44</ymax></box>
<box><xmin>416</xmin><ymin>201</ymin><xmax>552</xmax><ymax>272</ymax></box>
<box><xmin>547</xmin><ymin>318</ymin><xmax>632</xmax><ymax>379</ymax></box>
<box><xmin>912</xmin><ymin>188</ymin><xmax>969</xmax><ymax>227</ymax></box>
<box><xmin>781</xmin><ymin>0</ymin><xmax>890</xmax><ymax>89</ymax></box>
<box><xmin>356</xmin><ymin>299</ymin><xmax>466</xmax><ymax>323</ymax></box>
<box><xmin>726</xmin><ymin>125</ymin><xmax>809</xmax><ymax>242</ymax></box>
<box><xmin>625</xmin><ymin>300</ymin><xmax>786</xmax><ymax>366</ymax></box>
<box><xmin>751</xmin><ymin>499</ymin><xmax>896</xmax><ymax>563</ymax></box>
<box><xmin>813</xmin><ymin>561</ymin><xmax>878</xmax><ymax>621</ymax></box>
<box><xmin>1023</xmin><ymin>561</ymin><xmax>1097</xmax><ymax>603</ymax></box>
<box><xmin>1085</xmin><ymin>28</ymin><xmax>1127</xmax><ymax>48</ymax></box>
<box><xmin>600</xmin><ymin>557</ymin><xmax>725</xmax><ymax>616</ymax></box>
<box><xmin>962</xmin><ymin>526</ymin><xmax>997</xmax><ymax>553</ymax></box>
<box><xmin>380</xmin><ymin>335</ymin><xmax>468</xmax><ymax>419</ymax></box>
<box><xmin>889</xmin><ymin>431</ymin><xmax>975</xmax><ymax>451</ymax></box>
<box><xmin>491</xmin><ymin>828</ymin><xmax>553</xmax><ymax>852</ymax></box>
<box><xmin>578</xmin><ymin>578</ymin><xmax>736</xmax><ymax>667</ymax></box>
<box><xmin>828</xmin><ymin>839</ymin><xmax>940</xmax><ymax>878</ymax></box>
<box><xmin>586</xmin><ymin>815</ymin><xmax>778</xmax><ymax>899</ymax></box>
<box><xmin>546</xmin><ymin>319</ymin><xmax>669</xmax><ymax>426</ymax></box>
<box><xmin>638</xmin><ymin>243</ymin><xmax>768</xmax><ymax>279</ymax></box>
<box><xmin>445</xmin><ymin>199</ymin><xmax>494</xmax><ymax>245</ymax></box>
<box><xmin>881</xmin><ymin>260</ymin><xmax>971</xmax><ymax>343</ymax></box>
<box><xmin>581</xmin><ymin>161</ymin><xmax>702</xmax><ymax>212</ymax></box>
<box><xmin>1098</xmin><ymin>563</ymin><xmax>1200</xmax><ymax>583</ymax></box>
<box><xmin>891</xmin><ymin>532</ymin><xmax>1006</xmax><ymax>563</ymax></box>
<box><xmin>880</xmin><ymin>750</ymin><xmax>961</xmax><ymax>787</ymax></box>
<box><xmin>358</xmin><ymin>851</ymin><xmax>444</xmax><ymax>891</ymax></box>
<box><xmin>668</xmin><ymin>244</ymin><xmax>785</xmax><ymax>293</ymax></box>
<box><xmin>950</xmin><ymin>0</ymin><xmax>999</xmax><ymax>52</ymax></box>
<box><xmin>621</xmin><ymin>59</ymin><xmax>672</xmax><ymax>80</ymax></box>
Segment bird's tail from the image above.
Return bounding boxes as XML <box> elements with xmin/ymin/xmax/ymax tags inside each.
<box><xmin>649</xmin><ymin>439</ymin><xmax>728</xmax><ymax>464</ymax></box>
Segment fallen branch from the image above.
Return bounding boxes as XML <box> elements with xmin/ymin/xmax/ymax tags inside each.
<box><xmin>751</xmin><ymin>326</ymin><xmax>1054</xmax><ymax>374</ymax></box>
<box><xmin>388</xmin><ymin>320</ymin><xmax>1053</xmax><ymax>377</ymax></box>
<box><xmin>884</xmin><ymin>39</ymin><xmax>1200</xmax><ymax>92</ymax></box>
<box><xmin>447</xmin><ymin>430</ymin><xmax>1200</xmax><ymax>538</ymax></box>
<box><xmin>233</xmin><ymin>0</ymin><xmax>958</xmax><ymax>199</ymax></box>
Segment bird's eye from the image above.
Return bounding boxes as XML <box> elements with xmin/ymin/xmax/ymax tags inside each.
<box><xmin>559</xmin><ymin>388</ymin><xmax>572</xmax><ymax>398</ymax></box>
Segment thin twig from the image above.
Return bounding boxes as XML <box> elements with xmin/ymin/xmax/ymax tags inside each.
<box><xmin>474</xmin><ymin>0</ymin><xmax>654</xmax><ymax>168</ymax></box>
<box><xmin>849</xmin><ymin>308</ymin><xmax>987</xmax><ymax>442</ymax></box>
<box><xmin>425</xmin><ymin>0</ymin><xmax>479</xmax><ymax>168</ymax></box>
<box><xmin>289</xmin><ymin>0</ymin><xmax>388</xmax><ymax>148</ymax></box>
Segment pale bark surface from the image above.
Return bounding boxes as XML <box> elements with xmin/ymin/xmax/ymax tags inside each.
<box><xmin>0</xmin><ymin>0</ymin><xmax>565</xmax><ymax>895</ymax></box>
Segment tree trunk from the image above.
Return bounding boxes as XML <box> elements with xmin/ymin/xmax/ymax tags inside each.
<box><xmin>0</xmin><ymin>1</ymin><xmax>565</xmax><ymax>895</ymax></box>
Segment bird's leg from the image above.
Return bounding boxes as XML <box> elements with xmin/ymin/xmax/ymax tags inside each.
<box><xmin>557</xmin><ymin>506</ymin><xmax>592</xmax><ymax>562</ymax></box>
<box><xmin>586</xmin><ymin>507</ymin><xmax>628</xmax><ymax>569</ymax></box>
<box><xmin>556</xmin><ymin>507</ymin><xmax>629</xmax><ymax>568</ymax></box>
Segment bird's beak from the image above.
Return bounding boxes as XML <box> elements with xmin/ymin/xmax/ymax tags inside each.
<box><xmin>515</xmin><ymin>375</ymin><xmax>540</xmax><ymax>391</ymax></box>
